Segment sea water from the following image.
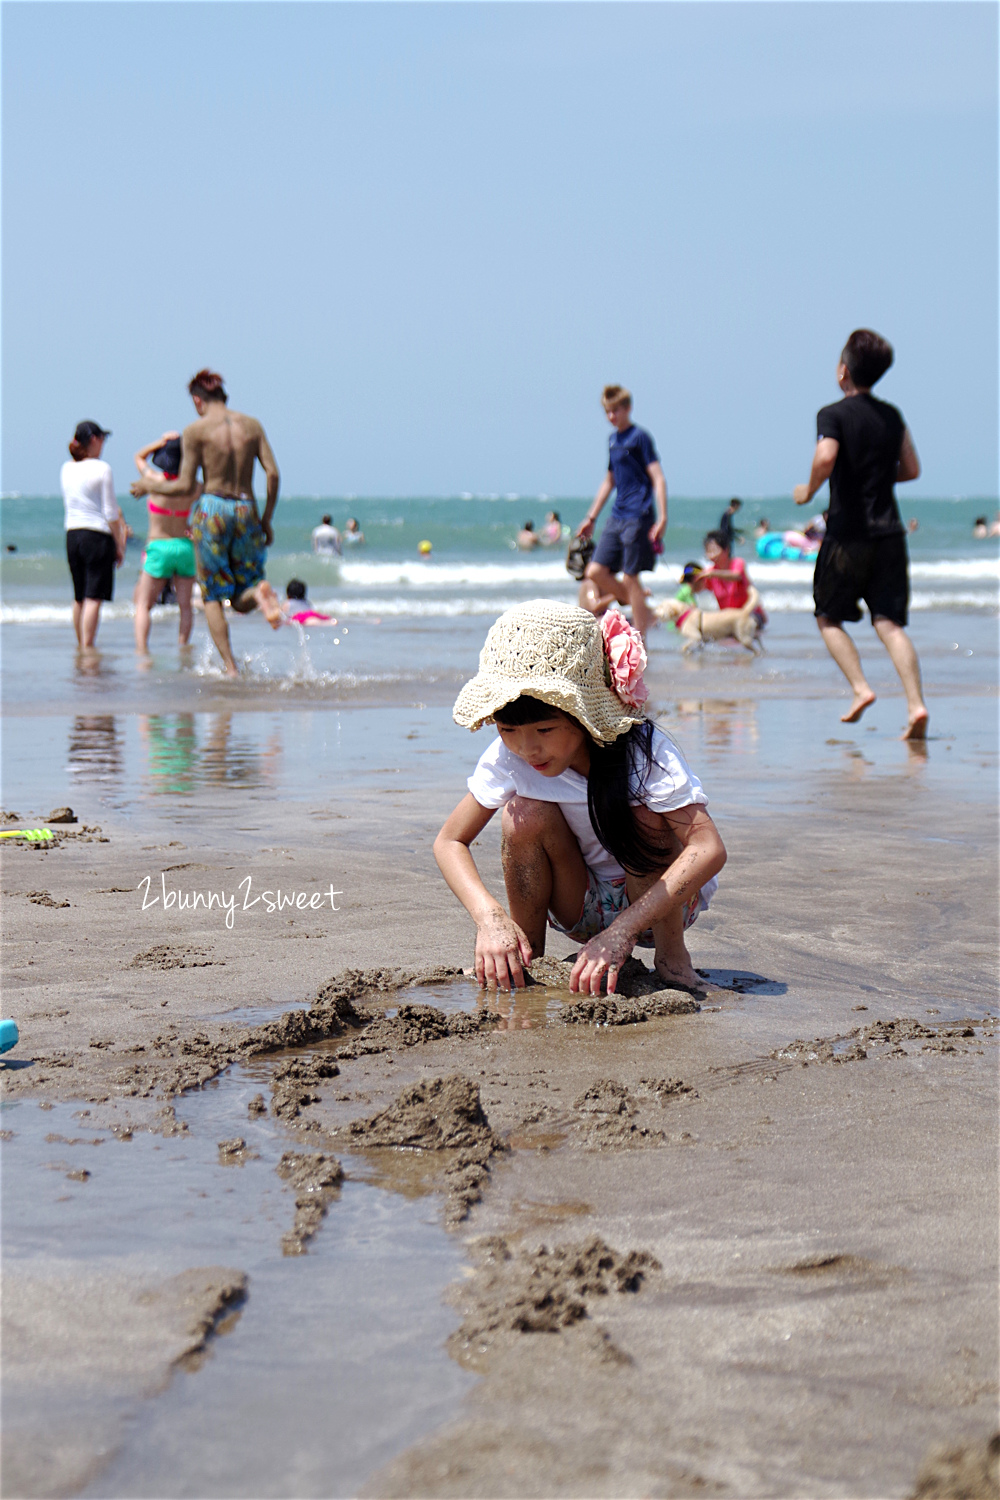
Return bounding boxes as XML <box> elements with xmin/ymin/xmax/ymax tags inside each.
<box><xmin>1</xmin><ymin>494</ymin><xmax>996</xmax><ymax>715</ymax></box>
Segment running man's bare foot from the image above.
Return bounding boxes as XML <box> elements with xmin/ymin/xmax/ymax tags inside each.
<box><xmin>255</xmin><ymin>581</ymin><xmax>284</xmax><ymax>629</ymax></box>
<box><xmin>903</xmin><ymin>708</ymin><xmax>929</xmax><ymax>741</ymax></box>
<box><xmin>841</xmin><ymin>691</ymin><xmax>876</xmax><ymax>723</ymax></box>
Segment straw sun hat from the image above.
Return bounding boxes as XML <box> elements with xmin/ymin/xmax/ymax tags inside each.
<box><xmin>452</xmin><ymin>600</ymin><xmax>647</xmax><ymax>744</ymax></box>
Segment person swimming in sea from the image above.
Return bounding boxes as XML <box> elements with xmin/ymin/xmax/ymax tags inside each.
<box><xmin>282</xmin><ymin>578</ymin><xmax>337</xmax><ymax>626</ymax></box>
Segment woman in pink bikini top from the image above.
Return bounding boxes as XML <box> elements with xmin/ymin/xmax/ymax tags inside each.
<box><xmin>134</xmin><ymin>435</ymin><xmax>201</xmax><ymax>532</ymax></box>
<box><xmin>131</xmin><ymin>433</ymin><xmax>204</xmax><ymax>655</ymax></box>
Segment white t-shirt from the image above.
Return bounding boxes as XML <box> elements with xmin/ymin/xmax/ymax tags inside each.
<box><xmin>61</xmin><ymin>459</ymin><xmax>119</xmax><ymax>534</ymax></box>
<box><xmin>467</xmin><ymin>724</ymin><xmax>709</xmax><ymax>882</ymax></box>
<box><xmin>312</xmin><ymin>524</ymin><xmax>341</xmax><ymax>555</ymax></box>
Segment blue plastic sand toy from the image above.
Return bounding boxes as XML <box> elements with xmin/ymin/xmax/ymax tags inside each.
<box><xmin>0</xmin><ymin>1019</ymin><xmax>19</xmax><ymax>1053</ymax></box>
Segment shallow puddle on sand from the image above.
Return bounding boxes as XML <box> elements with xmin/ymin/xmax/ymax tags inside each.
<box><xmin>1</xmin><ymin>1068</ymin><xmax>473</xmax><ymax>1499</ymax></box>
<box><xmin>383</xmin><ymin>971</ymin><xmax>767</xmax><ymax>1029</ymax></box>
<box><xmin>391</xmin><ymin>975</ymin><xmax>569</xmax><ymax>1029</ymax></box>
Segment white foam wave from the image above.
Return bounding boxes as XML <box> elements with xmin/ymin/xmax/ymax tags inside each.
<box><xmin>0</xmin><ymin>601</ymin><xmax>138</xmax><ymax>625</ymax></box>
<box><xmin>336</xmin><ymin>559</ymin><xmax>573</xmax><ymax>587</ymax></box>
<box><xmin>909</xmin><ymin>558</ymin><xmax>1000</xmax><ymax>580</ymax></box>
<box><xmin>755</xmin><ymin>589</ymin><xmax>998</xmax><ymax>614</ymax></box>
<box><xmin>307</xmin><ymin>594</ymin><xmax>562</xmax><ymax>618</ymax></box>
<box><xmin>331</xmin><ymin>554</ymin><xmax>1000</xmax><ymax>590</ymax></box>
<box><xmin>3</xmin><ymin>579</ymin><xmax>997</xmax><ymax>628</ymax></box>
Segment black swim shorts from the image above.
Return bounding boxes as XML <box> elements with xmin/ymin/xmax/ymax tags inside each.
<box><xmin>66</xmin><ymin>528</ymin><xmax>116</xmax><ymax>603</ymax></box>
<box><xmin>593</xmin><ymin>509</ymin><xmax>657</xmax><ymax>577</ymax></box>
<box><xmin>813</xmin><ymin>532</ymin><xmax>909</xmax><ymax>627</ymax></box>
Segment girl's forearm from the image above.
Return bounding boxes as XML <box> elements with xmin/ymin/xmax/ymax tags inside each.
<box><xmin>433</xmin><ymin>838</ymin><xmax>504</xmax><ymax>925</ymax></box>
<box><xmin>617</xmin><ymin>839</ymin><xmax>726</xmax><ymax>938</ymax></box>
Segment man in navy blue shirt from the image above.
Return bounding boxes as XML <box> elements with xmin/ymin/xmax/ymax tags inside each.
<box><xmin>576</xmin><ymin>385</ymin><xmax>667</xmax><ymax>638</ymax></box>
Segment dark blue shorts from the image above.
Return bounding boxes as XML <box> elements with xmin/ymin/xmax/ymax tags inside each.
<box><xmin>592</xmin><ymin>510</ymin><xmax>657</xmax><ymax>577</ymax></box>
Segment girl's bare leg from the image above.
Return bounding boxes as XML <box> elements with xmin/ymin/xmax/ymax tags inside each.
<box><xmin>133</xmin><ymin>572</ymin><xmax>161</xmax><ymax>653</ymax></box>
<box><xmin>174</xmin><ymin>576</ymin><xmax>195</xmax><ymax>645</ymax></box>
<box><xmin>626</xmin><ymin>809</ymin><xmax>701</xmax><ymax>989</ymax></box>
<box><xmin>72</xmin><ymin>600</ymin><xmax>83</xmax><ymax>646</ymax></box>
<box><xmin>500</xmin><ymin>797</ymin><xmax>588</xmax><ymax>958</ymax></box>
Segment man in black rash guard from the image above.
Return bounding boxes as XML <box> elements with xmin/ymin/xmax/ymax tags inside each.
<box><xmin>794</xmin><ymin>329</ymin><xmax>928</xmax><ymax>740</ymax></box>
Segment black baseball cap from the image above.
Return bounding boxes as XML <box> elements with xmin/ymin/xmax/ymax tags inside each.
<box><xmin>73</xmin><ymin>420</ymin><xmax>111</xmax><ymax>444</ymax></box>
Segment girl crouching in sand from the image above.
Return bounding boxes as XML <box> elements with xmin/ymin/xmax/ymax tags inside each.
<box><xmin>434</xmin><ymin>601</ymin><xmax>726</xmax><ymax>996</ymax></box>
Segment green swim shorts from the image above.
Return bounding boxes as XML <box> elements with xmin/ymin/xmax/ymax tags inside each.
<box><xmin>143</xmin><ymin>537</ymin><xmax>196</xmax><ymax>580</ymax></box>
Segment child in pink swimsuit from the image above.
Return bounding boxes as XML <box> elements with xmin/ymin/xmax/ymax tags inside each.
<box><xmin>282</xmin><ymin>579</ymin><xmax>335</xmax><ymax>626</ymax></box>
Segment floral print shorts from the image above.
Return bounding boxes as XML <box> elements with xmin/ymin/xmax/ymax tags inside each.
<box><xmin>548</xmin><ymin>868</ymin><xmax>711</xmax><ymax>946</ymax></box>
<box><xmin>190</xmin><ymin>495</ymin><xmax>267</xmax><ymax>604</ymax></box>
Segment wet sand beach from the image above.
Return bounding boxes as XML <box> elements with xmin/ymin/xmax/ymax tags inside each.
<box><xmin>2</xmin><ymin>560</ymin><xmax>998</xmax><ymax>1497</ymax></box>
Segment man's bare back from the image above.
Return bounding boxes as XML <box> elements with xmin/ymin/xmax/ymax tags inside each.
<box><xmin>130</xmin><ymin>373</ymin><xmax>282</xmax><ymax>675</ymax></box>
<box><xmin>136</xmin><ymin>404</ymin><xmax>279</xmax><ymax>544</ymax></box>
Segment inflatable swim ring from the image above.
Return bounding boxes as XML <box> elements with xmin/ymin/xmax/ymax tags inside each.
<box><xmin>755</xmin><ymin>531</ymin><xmax>820</xmax><ymax>562</ymax></box>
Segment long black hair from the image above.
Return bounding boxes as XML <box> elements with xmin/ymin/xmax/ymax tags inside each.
<box><xmin>492</xmin><ymin>696</ymin><xmax>670</xmax><ymax>877</ymax></box>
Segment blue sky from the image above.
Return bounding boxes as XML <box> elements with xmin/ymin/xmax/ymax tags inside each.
<box><xmin>2</xmin><ymin>2</ymin><xmax>997</xmax><ymax>498</ymax></box>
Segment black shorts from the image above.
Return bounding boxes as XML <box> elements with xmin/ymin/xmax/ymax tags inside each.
<box><xmin>592</xmin><ymin>509</ymin><xmax>657</xmax><ymax>577</ymax></box>
<box><xmin>66</xmin><ymin>528</ymin><xmax>116</xmax><ymax>604</ymax></box>
<box><xmin>813</xmin><ymin>532</ymin><xmax>909</xmax><ymax>627</ymax></box>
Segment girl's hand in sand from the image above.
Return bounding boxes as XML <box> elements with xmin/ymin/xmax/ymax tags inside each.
<box><xmin>570</xmin><ymin>923</ymin><xmax>635</xmax><ymax>996</ymax></box>
<box><xmin>475</xmin><ymin>909</ymin><xmax>532</xmax><ymax>991</ymax></box>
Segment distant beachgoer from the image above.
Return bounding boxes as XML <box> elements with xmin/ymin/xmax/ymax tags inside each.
<box><xmin>804</xmin><ymin>511</ymin><xmax>828</xmax><ymax>542</ymax></box>
<box><xmin>576</xmin><ymin>385</ymin><xmax>667</xmax><ymax>639</ymax></box>
<box><xmin>132</xmin><ymin>431</ymin><xmax>202</xmax><ymax>654</ymax></box>
<box><xmin>717</xmin><ymin>498</ymin><xmax>743</xmax><ymax>550</ymax></box>
<box><xmin>343</xmin><ymin>517</ymin><xmax>365</xmax><ymax>545</ymax></box>
<box><xmin>516</xmin><ymin>520</ymin><xmax>540</xmax><ymax>551</ymax></box>
<box><xmin>972</xmin><ymin>516</ymin><xmax>989</xmax><ymax>539</ymax></box>
<box><xmin>907</xmin><ymin>518</ymin><xmax>919</xmax><ymax>534</ymax></box>
<box><xmin>540</xmin><ymin>510</ymin><xmax>564</xmax><ymax>545</ymax></box>
<box><xmin>752</xmin><ymin>518</ymin><xmax>771</xmax><ymax>540</ymax></box>
<box><xmin>989</xmin><ymin>512</ymin><xmax>1000</xmax><ymax>538</ymax></box>
<box><xmin>702</xmin><ymin>531</ymin><xmax>750</xmax><ymax>608</ymax></box>
<box><xmin>434</xmin><ymin>601</ymin><xmax>726</xmax><ymax>994</ymax></box>
<box><xmin>703</xmin><ymin>531</ymin><xmax>768</xmax><ymax>630</ymax></box>
<box><xmin>675</xmin><ymin>562</ymin><xmax>705</xmax><ymax>610</ymax></box>
<box><xmin>62</xmin><ymin>421</ymin><xmax>127</xmax><ymax>649</ymax></box>
<box><xmin>282</xmin><ymin>579</ymin><xmax>335</xmax><ymax>626</ymax></box>
<box><xmin>130</xmin><ymin>370</ymin><xmax>283</xmax><ymax>678</ymax></box>
<box><xmin>793</xmin><ymin>328</ymin><xmax>928</xmax><ymax>739</ymax></box>
<box><xmin>312</xmin><ymin>515</ymin><xmax>342</xmax><ymax>556</ymax></box>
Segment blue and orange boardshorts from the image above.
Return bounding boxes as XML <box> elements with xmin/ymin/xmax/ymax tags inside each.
<box><xmin>189</xmin><ymin>495</ymin><xmax>267</xmax><ymax>604</ymax></box>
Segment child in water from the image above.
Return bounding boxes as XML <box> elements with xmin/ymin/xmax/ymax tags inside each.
<box><xmin>434</xmin><ymin>601</ymin><xmax>726</xmax><ymax>995</ymax></box>
<box><xmin>282</xmin><ymin>579</ymin><xmax>336</xmax><ymax>626</ymax></box>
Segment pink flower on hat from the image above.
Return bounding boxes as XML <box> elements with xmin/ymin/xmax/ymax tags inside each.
<box><xmin>600</xmin><ymin>610</ymin><xmax>648</xmax><ymax>709</ymax></box>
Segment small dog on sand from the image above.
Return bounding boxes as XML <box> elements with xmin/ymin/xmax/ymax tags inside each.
<box><xmin>655</xmin><ymin>586</ymin><xmax>765</xmax><ymax>654</ymax></box>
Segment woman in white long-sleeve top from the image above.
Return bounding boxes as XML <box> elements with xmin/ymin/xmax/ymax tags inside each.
<box><xmin>61</xmin><ymin>420</ymin><xmax>126</xmax><ymax>648</ymax></box>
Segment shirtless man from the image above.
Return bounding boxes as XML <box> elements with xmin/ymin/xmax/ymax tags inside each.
<box><xmin>130</xmin><ymin>369</ymin><xmax>282</xmax><ymax>676</ymax></box>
